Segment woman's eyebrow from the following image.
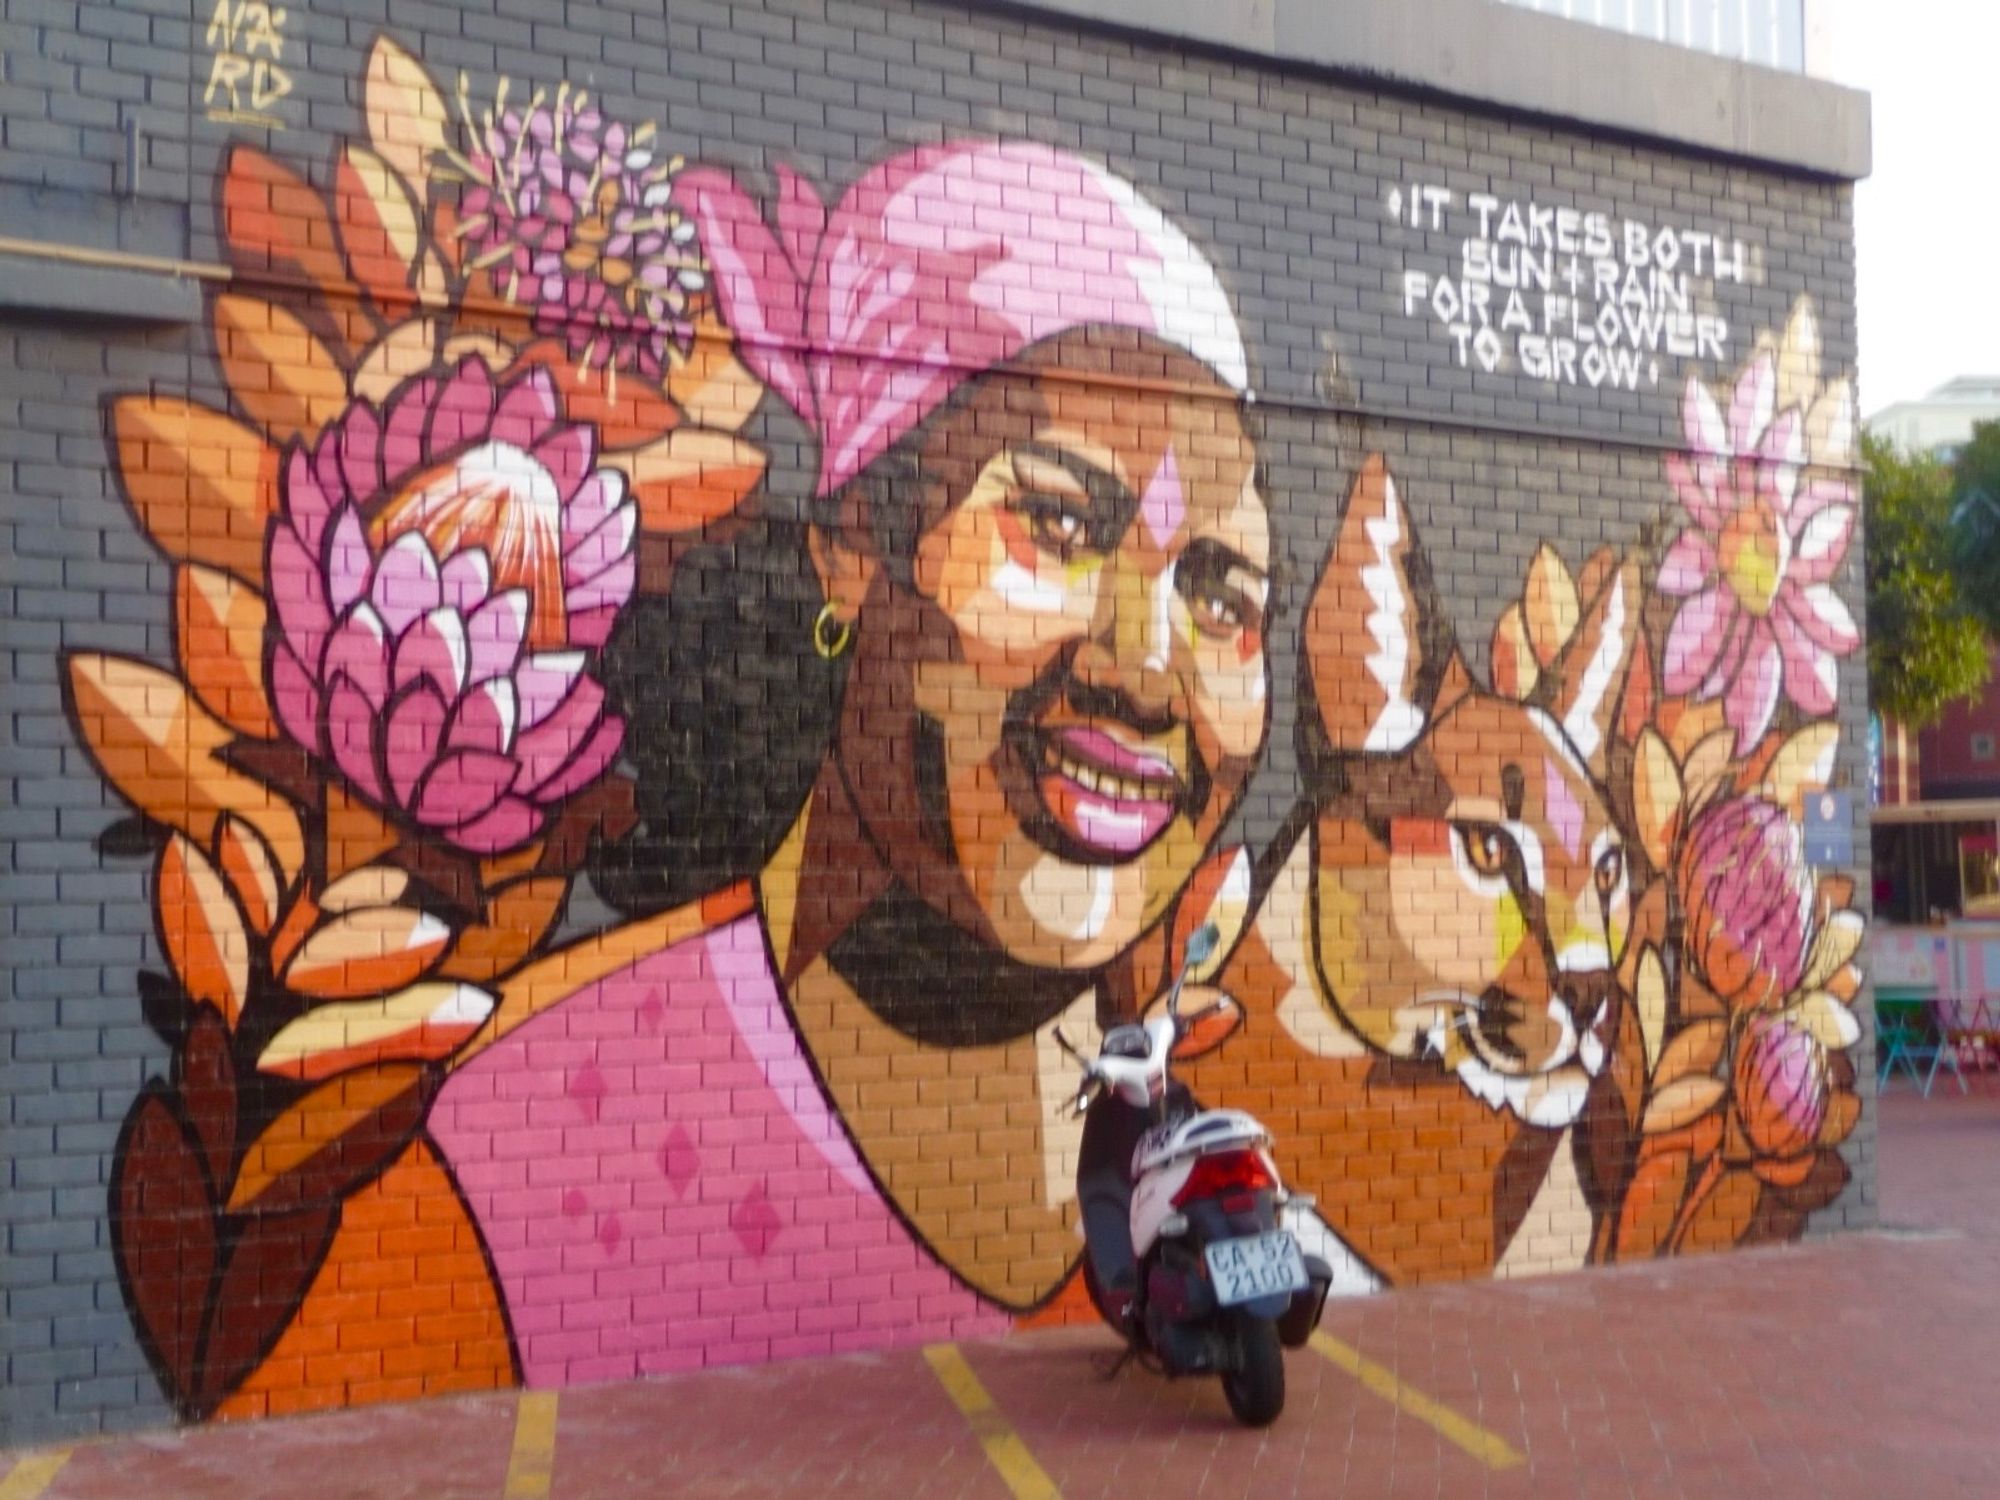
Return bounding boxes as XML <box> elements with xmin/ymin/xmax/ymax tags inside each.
<box><xmin>1009</xmin><ymin>440</ymin><xmax>1140</xmax><ymax>543</ymax></box>
<box><xmin>1183</xmin><ymin>535</ymin><xmax>1269</xmax><ymax>589</ymax></box>
<box><xmin>1011</xmin><ymin>441</ymin><xmax>1131</xmax><ymax>506</ymax></box>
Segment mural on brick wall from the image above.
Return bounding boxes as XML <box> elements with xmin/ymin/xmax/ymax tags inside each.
<box><xmin>60</xmin><ymin>37</ymin><xmax>1866</xmax><ymax>1419</ymax></box>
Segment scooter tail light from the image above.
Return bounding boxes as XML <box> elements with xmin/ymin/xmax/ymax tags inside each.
<box><xmin>1170</xmin><ymin>1149</ymin><xmax>1275</xmax><ymax>1209</ymax></box>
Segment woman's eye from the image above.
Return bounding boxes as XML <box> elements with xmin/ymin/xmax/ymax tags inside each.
<box><xmin>1191</xmin><ymin>589</ymin><xmax>1244</xmax><ymax>636</ymax></box>
<box><xmin>1456</xmin><ymin>823</ymin><xmax>1514</xmax><ymax>878</ymax></box>
<box><xmin>1015</xmin><ymin>495</ymin><xmax>1089</xmax><ymax>556</ymax></box>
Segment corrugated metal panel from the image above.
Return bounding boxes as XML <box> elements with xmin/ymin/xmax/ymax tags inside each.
<box><xmin>1495</xmin><ymin>0</ymin><xmax>1805</xmax><ymax>71</ymax></box>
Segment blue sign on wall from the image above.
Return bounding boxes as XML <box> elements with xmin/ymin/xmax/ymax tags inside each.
<box><xmin>1804</xmin><ymin>790</ymin><xmax>1854</xmax><ymax>867</ymax></box>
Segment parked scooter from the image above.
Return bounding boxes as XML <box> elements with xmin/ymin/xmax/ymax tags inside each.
<box><xmin>1057</xmin><ymin>924</ymin><xmax>1333</xmax><ymax>1427</ymax></box>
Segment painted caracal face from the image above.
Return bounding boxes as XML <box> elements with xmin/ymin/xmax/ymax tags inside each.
<box><xmin>1303</xmin><ymin>458</ymin><xmax>1639</xmax><ymax>1130</ymax></box>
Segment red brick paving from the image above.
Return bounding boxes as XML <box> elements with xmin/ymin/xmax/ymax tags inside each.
<box><xmin>17</xmin><ymin>1090</ymin><xmax>2000</xmax><ymax>1498</ymax></box>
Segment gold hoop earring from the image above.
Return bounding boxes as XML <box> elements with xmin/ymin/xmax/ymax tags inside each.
<box><xmin>813</xmin><ymin>600</ymin><xmax>853</xmax><ymax>660</ymax></box>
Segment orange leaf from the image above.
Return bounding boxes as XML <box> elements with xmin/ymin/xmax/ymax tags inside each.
<box><xmin>440</xmin><ymin>877</ymin><xmax>569</xmax><ymax>983</ymax></box>
<box><xmin>1614</xmin><ymin>1145</ymin><xmax>1692</xmax><ymax>1260</ymax></box>
<box><xmin>226</xmin><ymin>1064</ymin><xmax>426</xmax><ymax>1213</ymax></box>
<box><xmin>1167</xmin><ymin>990</ymin><xmax>1241</xmax><ymax>1060</ymax></box>
<box><xmin>158</xmin><ymin>834</ymin><xmax>251</xmax><ymax>1027</ymax></box>
<box><xmin>282</xmin><ymin>905</ymin><xmax>453</xmax><ymax>1001</ymax></box>
<box><xmin>1618</xmin><ymin>627</ymin><xmax>1654</xmax><ymax>745</ymax></box>
<box><xmin>1751</xmin><ymin>1153</ymin><xmax>1819</xmax><ymax>1189</ymax></box>
<box><xmin>612</xmin><ymin>427</ymin><xmax>768</xmax><ymax>534</ymax></box>
<box><xmin>256</xmin><ymin>982</ymin><xmax>494</xmax><ymax>1082</ymax></box>
<box><xmin>333</xmin><ymin>143</ymin><xmax>423</xmax><ymax>321</ymax></box>
<box><xmin>1653</xmin><ymin>1019</ymin><xmax>1727</xmax><ymax>1088</ymax></box>
<box><xmin>1675</xmin><ymin>1166</ymin><xmax>1762</xmax><ymax>1252</ymax></box>
<box><xmin>362</xmin><ymin>37</ymin><xmax>449</xmax><ymax>208</ymax></box>
<box><xmin>220</xmin><ymin>145</ymin><xmax>366</xmax><ymax>360</ymax></box>
<box><xmin>1818</xmin><ymin>1090</ymin><xmax>1861</xmax><ymax>1148</ymax></box>
<box><xmin>323</xmin><ymin>786</ymin><xmax>402</xmax><ymax>884</ymax></box>
<box><xmin>508</xmin><ymin>339</ymin><xmax>680</xmax><ymax>450</ymax></box>
<box><xmin>109</xmin><ymin>397</ymin><xmax>279</xmax><ymax>586</ymax></box>
<box><xmin>67</xmin><ymin>654</ymin><xmax>304</xmax><ymax>879</ymax></box>
<box><xmin>175</xmin><ymin>565</ymin><xmax>276</xmax><ymax>740</ymax></box>
<box><xmin>213</xmin><ymin>295</ymin><xmax>350</xmax><ymax>444</ymax></box>
<box><xmin>666</xmin><ymin>319</ymin><xmax>763</xmax><ymax>434</ymax></box>
<box><xmin>215</xmin><ymin>817</ymin><xmax>282</xmax><ymax>936</ymax></box>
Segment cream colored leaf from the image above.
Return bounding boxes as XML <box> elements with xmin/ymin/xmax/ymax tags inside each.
<box><xmin>1636</xmin><ymin>946</ymin><xmax>1668</xmax><ymax>1078</ymax></box>
<box><xmin>282</xmin><ymin>905</ymin><xmax>454</xmax><ymax>1001</ymax></box>
<box><xmin>318</xmin><ymin>865</ymin><xmax>412</xmax><ymax>915</ymax></box>
<box><xmin>1790</xmin><ymin>990</ymin><xmax>1862</xmax><ymax>1052</ymax></box>
<box><xmin>1633</xmin><ymin>729</ymin><xmax>1685</xmax><ymax>873</ymax></box>
<box><xmin>1803</xmin><ymin>909</ymin><xmax>1865</xmax><ymax>992</ymax></box>
<box><xmin>257</xmin><ymin>982</ymin><xmax>495</xmax><ymax>1082</ymax></box>
<box><xmin>1524</xmin><ymin>544</ymin><xmax>1580</xmax><ymax>668</ymax></box>
<box><xmin>1680</xmin><ymin>729</ymin><xmax>1738</xmax><ymax>813</ymax></box>
<box><xmin>1761</xmin><ymin>722</ymin><xmax>1839</xmax><ymax>813</ymax></box>
<box><xmin>363</xmin><ymin>37</ymin><xmax>450</xmax><ymax>204</ymax></box>
<box><xmin>1642</xmin><ymin>1076</ymin><xmax>1726</xmax><ymax>1134</ymax></box>
<box><xmin>1490</xmin><ymin>604</ymin><xmax>1540</xmax><ymax>700</ymax></box>
<box><xmin>1777</xmin><ymin>297</ymin><xmax>1822</xmax><ymax>414</ymax></box>
<box><xmin>1807</xmin><ymin>377</ymin><xmax>1856</xmax><ymax>469</ymax></box>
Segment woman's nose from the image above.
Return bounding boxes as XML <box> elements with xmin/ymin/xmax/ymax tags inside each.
<box><xmin>1074</xmin><ymin>561</ymin><xmax>1178</xmax><ymax>715</ymax></box>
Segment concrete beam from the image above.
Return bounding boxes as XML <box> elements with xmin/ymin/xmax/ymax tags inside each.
<box><xmin>981</xmin><ymin>0</ymin><xmax>1871</xmax><ymax>180</ymax></box>
<box><xmin>0</xmin><ymin>250</ymin><xmax>207</xmax><ymax>325</ymax></box>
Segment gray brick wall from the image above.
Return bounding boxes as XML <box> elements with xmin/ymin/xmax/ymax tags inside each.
<box><xmin>1</xmin><ymin>0</ymin><xmax>1865</xmax><ymax>1446</ymax></box>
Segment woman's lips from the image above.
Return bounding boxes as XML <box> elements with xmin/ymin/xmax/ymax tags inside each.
<box><xmin>1035</xmin><ymin>725</ymin><xmax>1183</xmax><ymax>859</ymax></box>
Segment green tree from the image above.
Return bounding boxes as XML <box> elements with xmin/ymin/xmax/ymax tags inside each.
<box><xmin>1864</xmin><ymin>431</ymin><xmax>1991</xmax><ymax>728</ymax></box>
<box><xmin>1949</xmin><ymin>418</ymin><xmax>2000</xmax><ymax>634</ymax></box>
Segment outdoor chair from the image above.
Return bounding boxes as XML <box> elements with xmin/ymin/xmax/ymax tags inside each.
<box><xmin>1878</xmin><ymin>998</ymin><xmax>1971</xmax><ymax>1096</ymax></box>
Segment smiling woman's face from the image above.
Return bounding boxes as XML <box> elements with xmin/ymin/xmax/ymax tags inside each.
<box><xmin>828</xmin><ymin>333</ymin><xmax>1272</xmax><ymax>970</ymax></box>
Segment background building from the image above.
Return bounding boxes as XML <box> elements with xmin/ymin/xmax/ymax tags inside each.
<box><xmin>1</xmin><ymin>0</ymin><xmax>1871</xmax><ymax>1446</ymax></box>
<box><xmin>1867</xmin><ymin>375</ymin><xmax>2000</xmax><ymax>459</ymax></box>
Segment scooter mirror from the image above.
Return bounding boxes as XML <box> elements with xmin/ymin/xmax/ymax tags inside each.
<box><xmin>1184</xmin><ymin>923</ymin><xmax>1220</xmax><ymax>968</ymax></box>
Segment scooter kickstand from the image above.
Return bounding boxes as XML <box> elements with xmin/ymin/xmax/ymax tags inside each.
<box><xmin>1094</xmin><ymin>1343</ymin><xmax>1139</xmax><ymax>1380</ymax></box>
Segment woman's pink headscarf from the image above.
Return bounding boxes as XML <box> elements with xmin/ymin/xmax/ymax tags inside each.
<box><xmin>674</xmin><ymin>141</ymin><xmax>1250</xmax><ymax>499</ymax></box>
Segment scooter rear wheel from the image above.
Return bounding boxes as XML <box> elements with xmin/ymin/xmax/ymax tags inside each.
<box><xmin>1220</xmin><ymin>1314</ymin><xmax>1285</xmax><ymax>1427</ymax></box>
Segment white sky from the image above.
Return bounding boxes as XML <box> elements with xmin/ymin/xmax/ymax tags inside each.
<box><xmin>1817</xmin><ymin>0</ymin><xmax>2000</xmax><ymax>414</ymax></box>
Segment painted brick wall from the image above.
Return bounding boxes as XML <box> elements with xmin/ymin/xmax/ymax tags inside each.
<box><xmin>2</xmin><ymin>0</ymin><xmax>1869</xmax><ymax>1446</ymax></box>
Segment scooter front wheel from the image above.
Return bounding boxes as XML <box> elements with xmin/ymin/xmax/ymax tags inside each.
<box><xmin>1079</xmin><ymin>1253</ymin><xmax>1126</xmax><ymax>1332</ymax></box>
<box><xmin>1220</xmin><ymin>1314</ymin><xmax>1285</xmax><ymax>1427</ymax></box>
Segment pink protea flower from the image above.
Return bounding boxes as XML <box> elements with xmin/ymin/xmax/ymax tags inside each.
<box><xmin>456</xmin><ymin>86</ymin><xmax>705</xmax><ymax>380</ymax></box>
<box><xmin>264</xmin><ymin>356</ymin><xmax>635</xmax><ymax>854</ymax></box>
<box><xmin>1677</xmin><ymin>796</ymin><xmax>1815</xmax><ymax>1010</ymax></box>
<box><xmin>1735</xmin><ymin>1012</ymin><xmax>1831</xmax><ymax>1160</ymax></box>
<box><xmin>1658</xmin><ymin>345</ymin><xmax>1859</xmax><ymax>753</ymax></box>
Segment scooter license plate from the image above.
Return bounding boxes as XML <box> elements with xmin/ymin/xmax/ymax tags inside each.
<box><xmin>1204</xmin><ymin>1230</ymin><xmax>1308</xmax><ymax>1307</ymax></box>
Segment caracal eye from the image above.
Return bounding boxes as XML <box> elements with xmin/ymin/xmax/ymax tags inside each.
<box><xmin>1456</xmin><ymin>822</ymin><xmax>1513</xmax><ymax>878</ymax></box>
<box><xmin>1594</xmin><ymin>845</ymin><xmax>1624</xmax><ymax>898</ymax></box>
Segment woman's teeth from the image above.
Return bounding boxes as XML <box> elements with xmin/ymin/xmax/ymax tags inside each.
<box><xmin>1045</xmin><ymin>744</ymin><xmax>1174</xmax><ymax>804</ymax></box>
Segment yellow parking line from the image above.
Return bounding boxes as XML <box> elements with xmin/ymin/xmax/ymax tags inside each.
<box><xmin>0</xmin><ymin>1450</ymin><xmax>71</xmax><ymax>1500</ymax></box>
<box><xmin>503</xmin><ymin>1391</ymin><xmax>560</xmax><ymax>1499</ymax></box>
<box><xmin>1310</xmin><ymin>1331</ymin><xmax>1525</xmax><ymax>1470</ymax></box>
<box><xmin>922</xmin><ymin>1344</ymin><xmax>1062</xmax><ymax>1500</ymax></box>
